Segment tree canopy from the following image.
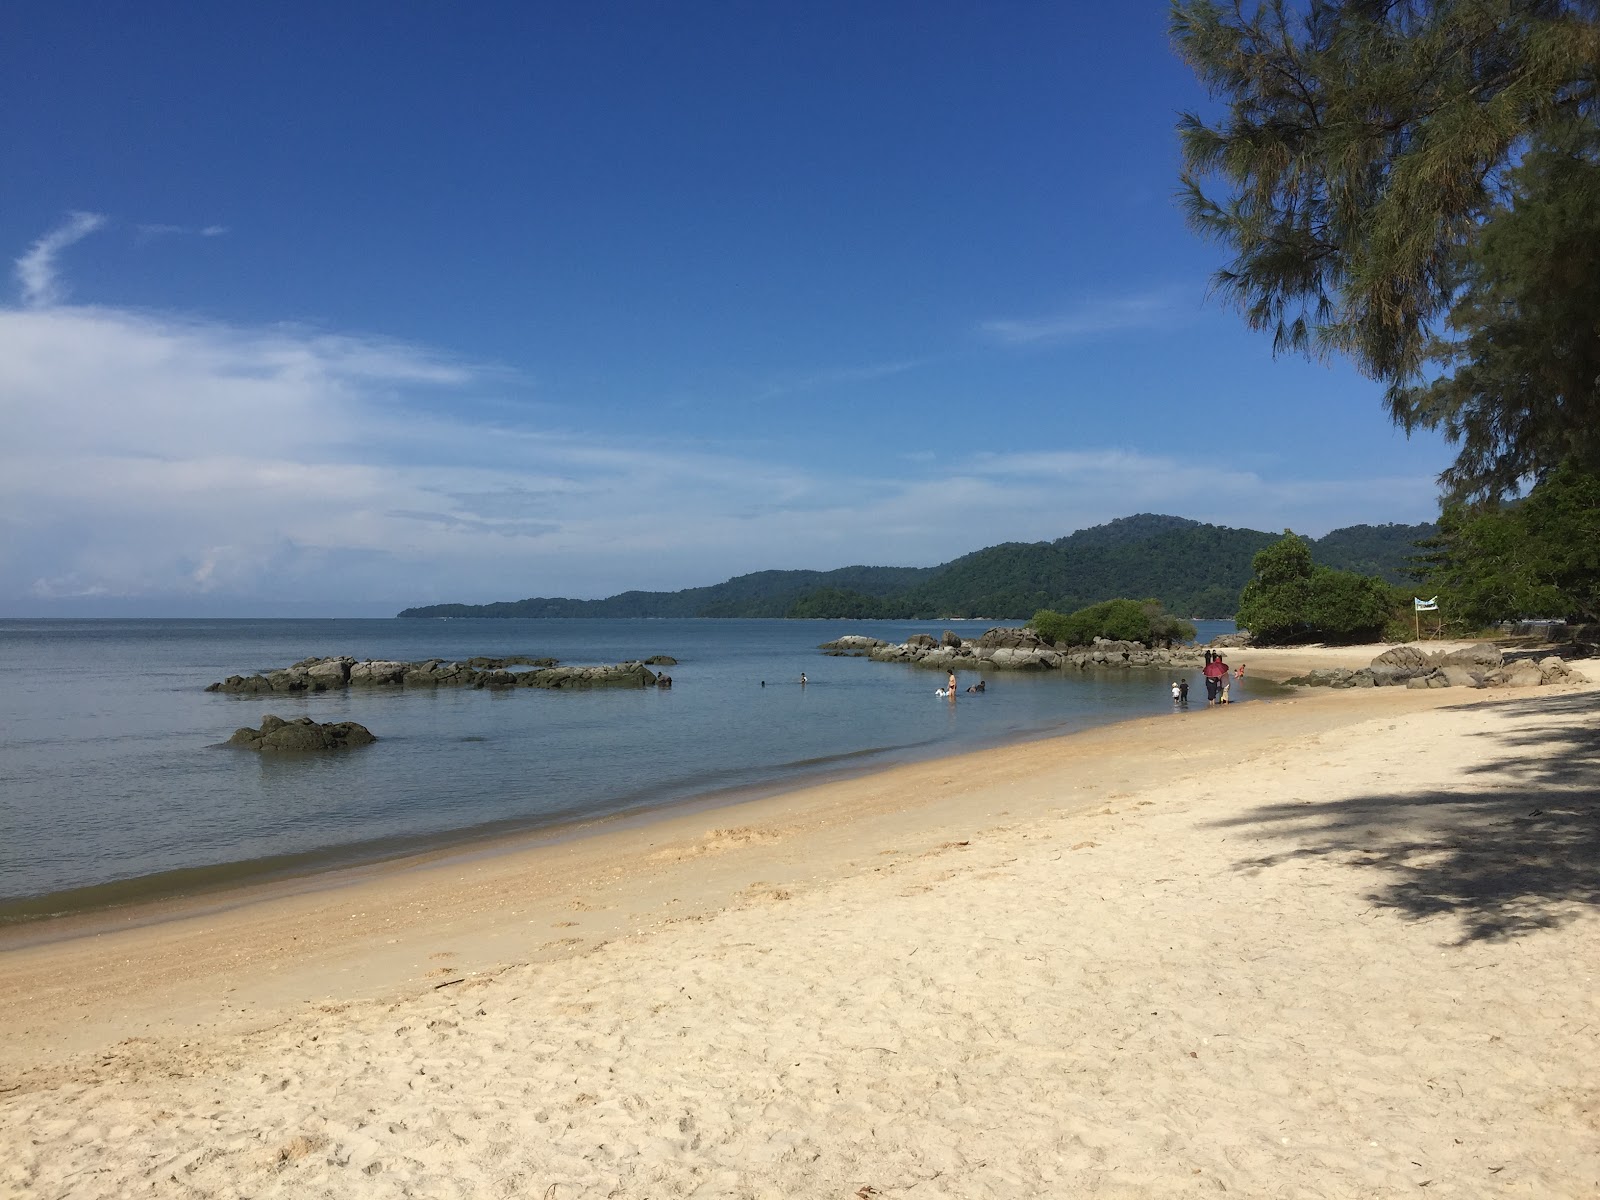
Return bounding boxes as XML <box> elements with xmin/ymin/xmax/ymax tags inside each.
<box><xmin>1235</xmin><ymin>531</ymin><xmax>1394</xmax><ymax>643</ymax></box>
<box><xmin>1174</xmin><ymin>0</ymin><xmax>1600</xmax><ymax>498</ymax></box>
<box><xmin>1419</xmin><ymin>460</ymin><xmax>1600</xmax><ymax>623</ymax></box>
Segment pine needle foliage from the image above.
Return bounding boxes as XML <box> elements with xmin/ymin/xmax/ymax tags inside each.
<box><xmin>1173</xmin><ymin>0</ymin><xmax>1600</xmax><ymax>498</ymax></box>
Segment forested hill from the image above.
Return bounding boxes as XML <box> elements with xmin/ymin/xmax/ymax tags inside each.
<box><xmin>397</xmin><ymin>514</ymin><xmax>1434</xmax><ymax>620</ymax></box>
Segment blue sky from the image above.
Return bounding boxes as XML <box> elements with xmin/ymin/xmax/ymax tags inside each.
<box><xmin>0</xmin><ymin>2</ymin><xmax>1451</xmax><ymax>616</ymax></box>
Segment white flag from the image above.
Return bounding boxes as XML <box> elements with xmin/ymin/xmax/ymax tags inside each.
<box><xmin>1414</xmin><ymin>596</ymin><xmax>1439</xmax><ymax>611</ymax></box>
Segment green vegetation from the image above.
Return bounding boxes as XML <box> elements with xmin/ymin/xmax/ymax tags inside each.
<box><xmin>1235</xmin><ymin>533</ymin><xmax>1394</xmax><ymax>644</ymax></box>
<box><xmin>1174</xmin><ymin>0</ymin><xmax>1600</xmax><ymax>500</ymax></box>
<box><xmin>397</xmin><ymin>513</ymin><xmax>1434</xmax><ymax>620</ymax></box>
<box><xmin>1418</xmin><ymin>461</ymin><xmax>1600</xmax><ymax>627</ymax></box>
<box><xmin>1032</xmin><ymin>600</ymin><xmax>1197</xmax><ymax>647</ymax></box>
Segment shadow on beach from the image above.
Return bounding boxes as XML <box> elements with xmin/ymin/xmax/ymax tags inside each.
<box><xmin>1212</xmin><ymin>691</ymin><xmax>1600</xmax><ymax>945</ymax></box>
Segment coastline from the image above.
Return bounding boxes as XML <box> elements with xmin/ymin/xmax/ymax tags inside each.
<box><xmin>4</xmin><ymin>664</ymin><xmax>1598</xmax><ymax>1193</ymax></box>
<box><xmin>0</xmin><ymin>645</ymin><xmax>1293</xmax><ymax>931</ymax></box>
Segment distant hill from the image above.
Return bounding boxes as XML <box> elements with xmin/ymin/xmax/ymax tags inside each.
<box><xmin>396</xmin><ymin>513</ymin><xmax>1435</xmax><ymax>620</ymax></box>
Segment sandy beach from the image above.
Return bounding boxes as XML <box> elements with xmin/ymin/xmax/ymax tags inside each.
<box><xmin>3</xmin><ymin>653</ymin><xmax>1598</xmax><ymax>1198</ymax></box>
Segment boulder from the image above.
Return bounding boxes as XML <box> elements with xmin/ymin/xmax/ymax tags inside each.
<box><xmin>1372</xmin><ymin>645</ymin><xmax>1431</xmax><ymax>669</ymax></box>
<box><xmin>1499</xmin><ymin>661</ymin><xmax>1546</xmax><ymax>688</ymax></box>
<box><xmin>975</xmin><ymin>627</ymin><xmax>1044</xmax><ymax>651</ymax></box>
<box><xmin>1537</xmin><ymin>656</ymin><xmax>1588</xmax><ymax>684</ymax></box>
<box><xmin>306</xmin><ymin>657</ymin><xmax>354</xmax><ymax>688</ymax></box>
<box><xmin>349</xmin><ymin>660</ymin><xmax>408</xmax><ymax>685</ymax></box>
<box><xmin>940</xmin><ymin>630</ymin><xmax>963</xmax><ymax>648</ymax></box>
<box><xmin>1438</xmin><ymin>665</ymin><xmax>1482</xmax><ymax>688</ymax></box>
<box><xmin>905</xmin><ymin>633</ymin><xmax>938</xmax><ymax>649</ymax></box>
<box><xmin>644</xmin><ymin>655</ymin><xmax>678</xmax><ymax>665</ymax></box>
<box><xmin>1208</xmin><ymin>632</ymin><xmax>1253</xmax><ymax>648</ymax></box>
<box><xmin>818</xmin><ymin>636</ymin><xmax>886</xmax><ymax>652</ymax></box>
<box><xmin>1438</xmin><ymin>645</ymin><xmax>1503</xmax><ymax>671</ymax></box>
<box><xmin>226</xmin><ymin>714</ymin><xmax>377</xmax><ymax>752</ymax></box>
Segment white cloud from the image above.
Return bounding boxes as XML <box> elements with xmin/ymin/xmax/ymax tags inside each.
<box><xmin>980</xmin><ymin>287</ymin><xmax>1189</xmax><ymax>345</ymax></box>
<box><xmin>0</xmin><ymin>226</ymin><xmax>1444</xmax><ymax>613</ymax></box>
<box><xmin>0</xmin><ymin>300</ymin><xmax>1444</xmax><ymax>612</ymax></box>
<box><xmin>15</xmin><ymin>212</ymin><xmax>107</xmax><ymax>308</ymax></box>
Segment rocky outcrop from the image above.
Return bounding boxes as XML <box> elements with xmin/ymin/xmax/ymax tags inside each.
<box><xmin>1288</xmin><ymin>645</ymin><xmax>1588</xmax><ymax>690</ymax></box>
<box><xmin>1207</xmin><ymin>632</ymin><xmax>1253</xmax><ymax>648</ymax></box>
<box><xmin>225</xmin><ymin>714</ymin><xmax>376</xmax><ymax>752</ymax></box>
<box><xmin>207</xmin><ymin>655</ymin><xmax>662</xmax><ymax>693</ymax></box>
<box><xmin>827</xmin><ymin>628</ymin><xmax>1205</xmax><ymax>673</ymax></box>
<box><xmin>818</xmin><ymin>636</ymin><xmax>889</xmax><ymax>656</ymax></box>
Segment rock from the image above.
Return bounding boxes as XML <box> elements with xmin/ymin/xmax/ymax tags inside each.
<box><xmin>905</xmin><ymin>633</ymin><xmax>938</xmax><ymax>649</ymax></box>
<box><xmin>1372</xmin><ymin>645</ymin><xmax>1431</xmax><ymax>669</ymax></box>
<box><xmin>818</xmin><ymin>636</ymin><xmax>886</xmax><ymax>652</ymax></box>
<box><xmin>975</xmin><ymin>627</ymin><xmax>1044</xmax><ymax>651</ymax></box>
<box><xmin>305</xmin><ymin>657</ymin><xmax>354</xmax><ymax>689</ymax></box>
<box><xmin>987</xmin><ymin>647</ymin><xmax>1050</xmax><ymax>669</ymax></box>
<box><xmin>1499</xmin><ymin>662</ymin><xmax>1546</xmax><ymax>687</ymax></box>
<box><xmin>226</xmin><ymin>714</ymin><xmax>377</xmax><ymax>752</ymax></box>
<box><xmin>1439</xmin><ymin>665</ymin><xmax>1482</xmax><ymax>688</ymax></box>
<box><xmin>1537</xmin><ymin>656</ymin><xmax>1588</xmax><ymax>684</ymax></box>
<box><xmin>1438</xmin><ymin>645</ymin><xmax>1503</xmax><ymax>671</ymax></box>
<box><xmin>518</xmin><ymin>662</ymin><xmax>657</xmax><ymax>689</ymax></box>
<box><xmin>644</xmin><ymin>655</ymin><xmax>678</xmax><ymax>665</ymax></box>
<box><xmin>349</xmin><ymin>660</ymin><xmax>407</xmax><ymax>686</ymax></box>
<box><xmin>1208</xmin><ymin>632</ymin><xmax>1253</xmax><ymax>648</ymax></box>
<box><xmin>1406</xmin><ymin>672</ymin><xmax>1441</xmax><ymax>689</ymax></box>
<box><xmin>940</xmin><ymin>630</ymin><xmax>963</xmax><ymax>648</ymax></box>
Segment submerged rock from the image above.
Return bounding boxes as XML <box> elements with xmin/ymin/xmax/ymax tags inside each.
<box><xmin>225</xmin><ymin>714</ymin><xmax>377</xmax><ymax>752</ymax></box>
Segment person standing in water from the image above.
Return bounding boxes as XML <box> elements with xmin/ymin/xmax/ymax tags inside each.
<box><xmin>799</xmin><ymin>672</ymin><xmax>807</xmax><ymax>686</ymax></box>
<box><xmin>947</xmin><ymin>669</ymin><xmax>958</xmax><ymax>695</ymax></box>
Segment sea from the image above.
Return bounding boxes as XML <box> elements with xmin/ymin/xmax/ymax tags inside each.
<box><xmin>0</xmin><ymin>617</ymin><xmax>1242</xmax><ymax>923</ymax></box>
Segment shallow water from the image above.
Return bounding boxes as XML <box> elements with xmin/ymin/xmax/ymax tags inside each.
<box><xmin>0</xmin><ymin>617</ymin><xmax>1243</xmax><ymax>917</ymax></box>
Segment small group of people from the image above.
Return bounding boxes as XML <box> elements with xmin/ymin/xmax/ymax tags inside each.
<box><xmin>1198</xmin><ymin>649</ymin><xmax>1244</xmax><ymax>706</ymax></box>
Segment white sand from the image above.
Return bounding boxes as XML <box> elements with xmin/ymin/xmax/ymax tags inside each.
<box><xmin>3</xmin><ymin>673</ymin><xmax>1598</xmax><ymax>1198</ymax></box>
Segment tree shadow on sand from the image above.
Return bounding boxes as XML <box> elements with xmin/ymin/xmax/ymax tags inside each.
<box><xmin>1213</xmin><ymin>691</ymin><xmax>1600</xmax><ymax>944</ymax></box>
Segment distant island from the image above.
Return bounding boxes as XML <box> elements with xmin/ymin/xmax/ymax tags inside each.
<box><xmin>396</xmin><ymin>513</ymin><xmax>1435</xmax><ymax>621</ymax></box>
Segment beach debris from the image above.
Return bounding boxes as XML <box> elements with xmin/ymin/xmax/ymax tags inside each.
<box><xmin>224</xmin><ymin>714</ymin><xmax>376</xmax><ymax>752</ymax></box>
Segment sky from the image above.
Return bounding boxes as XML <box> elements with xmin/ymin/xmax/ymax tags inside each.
<box><xmin>0</xmin><ymin>2</ymin><xmax>1454</xmax><ymax>617</ymax></box>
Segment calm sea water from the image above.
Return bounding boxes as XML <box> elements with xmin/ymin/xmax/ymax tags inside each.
<box><xmin>0</xmin><ymin>617</ymin><xmax>1242</xmax><ymax>919</ymax></box>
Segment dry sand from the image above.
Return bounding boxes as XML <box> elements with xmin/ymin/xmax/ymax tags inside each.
<box><xmin>3</xmin><ymin>667</ymin><xmax>1598</xmax><ymax>1198</ymax></box>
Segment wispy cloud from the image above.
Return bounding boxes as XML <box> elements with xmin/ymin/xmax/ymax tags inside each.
<box><xmin>15</xmin><ymin>212</ymin><xmax>107</xmax><ymax>308</ymax></box>
<box><xmin>979</xmin><ymin>287</ymin><xmax>1189</xmax><ymax>345</ymax></box>
<box><xmin>136</xmin><ymin>222</ymin><xmax>229</xmax><ymax>239</ymax></box>
<box><xmin>752</xmin><ymin>357</ymin><xmax>929</xmax><ymax>402</ymax></box>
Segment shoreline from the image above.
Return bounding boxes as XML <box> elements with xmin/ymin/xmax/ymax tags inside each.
<box><xmin>1</xmin><ymin>657</ymin><xmax>1307</xmax><ymax>934</ymax></box>
<box><xmin>4</xmin><ymin>666</ymin><xmax>1597</xmax><ymax>1194</ymax></box>
<box><xmin>0</xmin><ymin>652</ymin><xmax>1512</xmax><ymax>1072</ymax></box>
<box><xmin>0</xmin><ymin>641</ymin><xmax>1463</xmax><ymax>936</ymax></box>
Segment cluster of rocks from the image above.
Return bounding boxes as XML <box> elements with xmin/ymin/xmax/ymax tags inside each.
<box><xmin>1286</xmin><ymin>644</ymin><xmax>1589</xmax><ymax>690</ymax></box>
<box><xmin>820</xmin><ymin>628</ymin><xmax>1206</xmax><ymax>672</ymax></box>
<box><xmin>225</xmin><ymin>714</ymin><xmax>377</xmax><ymax>752</ymax></box>
<box><xmin>206</xmin><ymin>654</ymin><xmax>672</xmax><ymax>693</ymax></box>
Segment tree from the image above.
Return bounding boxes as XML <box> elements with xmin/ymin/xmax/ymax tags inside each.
<box><xmin>1421</xmin><ymin>460</ymin><xmax>1600</xmax><ymax>623</ymax></box>
<box><xmin>1031</xmin><ymin>599</ymin><xmax>1196</xmax><ymax>646</ymax></box>
<box><xmin>1236</xmin><ymin>531</ymin><xmax>1392</xmax><ymax>642</ymax></box>
<box><xmin>1173</xmin><ymin>0</ymin><xmax>1600</xmax><ymax>497</ymax></box>
<box><xmin>1387</xmin><ymin>128</ymin><xmax>1600</xmax><ymax>497</ymax></box>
